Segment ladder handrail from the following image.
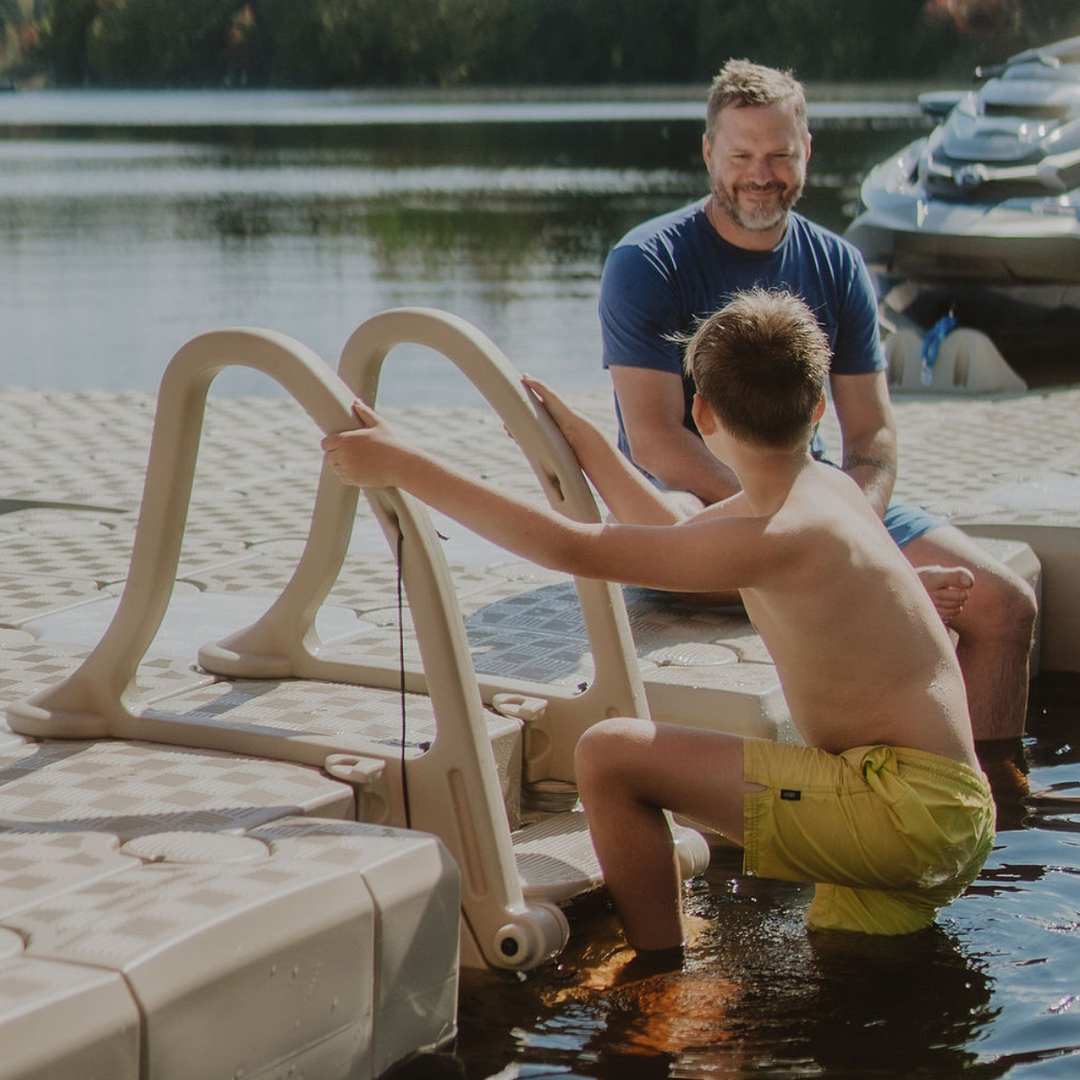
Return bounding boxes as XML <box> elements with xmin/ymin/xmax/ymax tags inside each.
<box><xmin>8</xmin><ymin>327</ymin><xmax>358</xmax><ymax>737</ymax></box>
<box><xmin>7</xmin><ymin>325</ymin><xmax>569</xmax><ymax>970</ymax></box>
<box><xmin>199</xmin><ymin>308</ymin><xmax>648</xmax><ymax>782</ymax></box>
<box><xmin>339</xmin><ymin>309</ymin><xmax>650</xmax><ymax>777</ymax></box>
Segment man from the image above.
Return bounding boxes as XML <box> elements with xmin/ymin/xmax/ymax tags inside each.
<box><xmin>598</xmin><ymin>59</ymin><xmax>1035</xmax><ymax>790</ymax></box>
<box><xmin>321</xmin><ymin>289</ymin><xmax>995</xmax><ymax>952</ymax></box>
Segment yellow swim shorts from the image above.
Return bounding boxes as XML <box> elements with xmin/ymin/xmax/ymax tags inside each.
<box><xmin>742</xmin><ymin>740</ymin><xmax>996</xmax><ymax>935</ymax></box>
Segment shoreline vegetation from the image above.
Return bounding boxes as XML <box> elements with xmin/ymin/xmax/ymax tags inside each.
<box><xmin>0</xmin><ymin>81</ymin><xmax>967</xmax><ymax>101</ymax></box>
<box><xmin>1</xmin><ymin>1</ymin><xmax>1078</xmax><ymax>92</ymax></box>
<box><xmin>0</xmin><ymin>81</ymin><xmax>959</xmax><ymax>105</ymax></box>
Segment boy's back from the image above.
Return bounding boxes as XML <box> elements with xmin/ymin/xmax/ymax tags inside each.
<box><xmin>322</xmin><ymin>286</ymin><xmax>995</xmax><ymax>948</ymax></box>
<box><xmin>729</xmin><ymin>457</ymin><xmax>977</xmax><ymax>770</ymax></box>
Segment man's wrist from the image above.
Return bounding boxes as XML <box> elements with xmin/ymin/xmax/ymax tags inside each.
<box><xmin>841</xmin><ymin>451</ymin><xmax>897</xmax><ymax>479</ymax></box>
<box><xmin>841</xmin><ymin>454</ymin><xmax>896</xmax><ymax>516</ymax></box>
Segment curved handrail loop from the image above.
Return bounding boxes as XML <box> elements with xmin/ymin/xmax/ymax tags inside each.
<box><xmin>8</xmin><ymin>328</ymin><xmax>359</xmax><ymax>741</ymax></box>
<box><xmin>339</xmin><ymin>309</ymin><xmax>650</xmax><ymax>780</ymax></box>
<box><xmin>7</xmin><ymin>325</ymin><xmax>564</xmax><ymax>971</ymax></box>
<box><xmin>201</xmin><ymin>308</ymin><xmax>648</xmax><ymax>784</ymax></box>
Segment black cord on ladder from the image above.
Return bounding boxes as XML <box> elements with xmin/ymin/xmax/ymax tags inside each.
<box><xmin>396</xmin><ymin>526</ymin><xmax>412</xmax><ymax>830</ymax></box>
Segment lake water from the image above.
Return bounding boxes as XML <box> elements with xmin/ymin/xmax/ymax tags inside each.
<box><xmin>3</xmin><ymin>89</ymin><xmax>1079</xmax><ymax>1080</ymax></box>
<box><xmin>0</xmin><ymin>88</ymin><xmax>920</xmax><ymax>405</ymax></box>
<box><xmin>447</xmin><ymin>678</ymin><xmax>1080</xmax><ymax>1080</ymax></box>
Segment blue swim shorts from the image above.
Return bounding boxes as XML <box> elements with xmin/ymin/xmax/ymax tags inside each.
<box><xmin>884</xmin><ymin>501</ymin><xmax>948</xmax><ymax>549</ymax></box>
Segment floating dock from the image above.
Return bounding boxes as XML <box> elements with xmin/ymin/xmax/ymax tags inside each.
<box><xmin>0</xmin><ymin>314</ymin><xmax>1077</xmax><ymax>1077</ymax></box>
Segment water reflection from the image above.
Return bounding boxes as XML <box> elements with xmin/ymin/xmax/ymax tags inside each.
<box><xmin>406</xmin><ymin>678</ymin><xmax>1080</xmax><ymax>1080</ymax></box>
<box><xmin>0</xmin><ymin>93</ymin><xmax>924</xmax><ymax>403</ymax></box>
<box><xmin>446</xmin><ymin>852</ymin><xmax>998</xmax><ymax>1080</ymax></box>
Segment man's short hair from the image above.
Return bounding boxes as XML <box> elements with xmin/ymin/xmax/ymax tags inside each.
<box><xmin>706</xmin><ymin>59</ymin><xmax>808</xmax><ymax>141</ymax></box>
<box><xmin>682</xmin><ymin>288</ymin><xmax>830</xmax><ymax>449</ymax></box>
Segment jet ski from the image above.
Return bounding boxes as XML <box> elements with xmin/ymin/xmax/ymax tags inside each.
<box><xmin>845</xmin><ymin>35</ymin><xmax>1080</xmax><ymax>389</ymax></box>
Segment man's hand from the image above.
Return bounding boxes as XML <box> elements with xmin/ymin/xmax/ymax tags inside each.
<box><xmin>609</xmin><ymin>365</ymin><xmax>741</xmax><ymax>503</ymax></box>
<box><xmin>321</xmin><ymin>399</ymin><xmax>402</xmax><ymax>488</ymax></box>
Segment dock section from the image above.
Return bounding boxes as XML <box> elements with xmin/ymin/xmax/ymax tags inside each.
<box><xmin>0</xmin><ymin>378</ymin><xmax>1076</xmax><ymax>1076</ymax></box>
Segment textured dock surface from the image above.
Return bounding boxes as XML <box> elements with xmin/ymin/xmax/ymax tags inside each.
<box><xmin>2</xmin><ymin>381</ymin><xmax>1079</xmax><ymax>710</ymax></box>
<box><xmin>0</xmin><ymin>374</ymin><xmax>1076</xmax><ymax>1076</ymax></box>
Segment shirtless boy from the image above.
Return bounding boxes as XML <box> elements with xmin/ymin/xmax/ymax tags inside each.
<box><xmin>321</xmin><ymin>288</ymin><xmax>995</xmax><ymax>954</ymax></box>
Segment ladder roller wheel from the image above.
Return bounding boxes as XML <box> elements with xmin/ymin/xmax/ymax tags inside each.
<box><xmin>493</xmin><ymin>900</ymin><xmax>570</xmax><ymax>970</ymax></box>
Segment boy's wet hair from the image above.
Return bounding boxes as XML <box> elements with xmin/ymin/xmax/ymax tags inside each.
<box><xmin>706</xmin><ymin>59</ymin><xmax>808</xmax><ymax>141</ymax></box>
<box><xmin>681</xmin><ymin>288</ymin><xmax>830</xmax><ymax>449</ymax></box>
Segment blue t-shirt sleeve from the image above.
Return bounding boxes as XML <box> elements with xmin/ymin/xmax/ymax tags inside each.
<box><xmin>599</xmin><ymin>243</ymin><xmax>685</xmax><ymax>377</ymax></box>
<box><xmin>829</xmin><ymin>246</ymin><xmax>887</xmax><ymax>376</ymax></box>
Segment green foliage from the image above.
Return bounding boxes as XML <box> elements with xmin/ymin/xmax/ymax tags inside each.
<box><xmin>84</xmin><ymin>0</ymin><xmax>239</xmax><ymax>84</ymax></box>
<box><xmin>35</xmin><ymin>0</ymin><xmax>97</xmax><ymax>82</ymax></box>
<box><xmin>228</xmin><ymin>1</ymin><xmax>323</xmax><ymax>85</ymax></box>
<box><xmin>691</xmin><ymin>0</ymin><xmax>969</xmax><ymax>81</ymax></box>
<box><xmin>15</xmin><ymin>0</ymin><xmax>1080</xmax><ymax>88</ymax></box>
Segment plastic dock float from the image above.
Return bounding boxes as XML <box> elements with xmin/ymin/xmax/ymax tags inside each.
<box><xmin>0</xmin><ymin>745</ymin><xmax>459</xmax><ymax>1080</ymax></box>
<box><xmin>5</xmin><ymin>312</ymin><xmax>709</xmax><ymax>983</ymax></box>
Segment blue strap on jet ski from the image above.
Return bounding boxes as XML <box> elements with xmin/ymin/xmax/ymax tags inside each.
<box><xmin>920</xmin><ymin>313</ymin><xmax>958</xmax><ymax>387</ymax></box>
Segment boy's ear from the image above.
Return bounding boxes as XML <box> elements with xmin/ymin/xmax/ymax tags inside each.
<box><xmin>812</xmin><ymin>392</ymin><xmax>827</xmax><ymax>425</ymax></box>
<box><xmin>692</xmin><ymin>393</ymin><xmax>717</xmax><ymax>435</ymax></box>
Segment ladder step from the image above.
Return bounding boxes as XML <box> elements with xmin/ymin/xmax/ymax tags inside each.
<box><xmin>512</xmin><ymin>810</ymin><xmax>710</xmax><ymax>903</ymax></box>
<box><xmin>513</xmin><ymin>811</ymin><xmax>602</xmax><ymax>901</ymax></box>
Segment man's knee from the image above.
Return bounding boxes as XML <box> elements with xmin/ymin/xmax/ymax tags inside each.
<box><xmin>968</xmin><ymin>561</ymin><xmax>1038</xmax><ymax>641</ymax></box>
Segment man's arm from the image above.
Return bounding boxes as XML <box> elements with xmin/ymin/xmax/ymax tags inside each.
<box><xmin>610</xmin><ymin>366</ymin><xmax>741</xmax><ymax>504</ymax></box>
<box><xmin>829</xmin><ymin>370</ymin><xmax>898</xmax><ymax>518</ymax></box>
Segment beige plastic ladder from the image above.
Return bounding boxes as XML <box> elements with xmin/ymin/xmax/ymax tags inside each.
<box><xmin>8</xmin><ymin>311</ymin><xmax>708</xmax><ymax>971</ymax></box>
<box><xmin>201</xmin><ymin>308</ymin><xmax>652</xmax><ymax>784</ymax></box>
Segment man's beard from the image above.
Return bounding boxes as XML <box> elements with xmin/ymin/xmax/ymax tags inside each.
<box><xmin>713</xmin><ymin>177</ymin><xmax>803</xmax><ymax>232</ymax></box>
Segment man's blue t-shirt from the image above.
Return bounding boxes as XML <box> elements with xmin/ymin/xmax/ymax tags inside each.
<box><xmin>599</xmin><ymin>198</ymin><xmax>886</xmax><ymax>459</ymax></box>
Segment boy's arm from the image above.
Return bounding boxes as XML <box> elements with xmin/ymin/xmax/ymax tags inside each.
<box><xmin>322</xmin><ymin>399</ymin><xmax>603</xmax><ymax>577</ymax></box>
<box><xmin>526</xmin><ymin>378</ymin><xmax>750</xmax><ymax>525</ymax></box>
<box><xmin>522</xmin><ymin>376</ymin><xmax>682</xmax><ymax>526</ymax></box>
<box><xmin>321</xmin><ymin>399</ymin><xmax>767</xmax><ymax>594</ymax></box>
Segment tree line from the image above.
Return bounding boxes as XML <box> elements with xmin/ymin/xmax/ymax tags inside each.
<box><xmin>2</xmin><ymin>0</ymin><xmax>1078</xmax><ymax>89</ymax></box>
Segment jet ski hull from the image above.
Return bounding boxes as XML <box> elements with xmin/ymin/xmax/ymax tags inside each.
<box><xmin>845</xmin><ymin>36</ymin><xmax>1080</xmax><ymax>388</ymax></box>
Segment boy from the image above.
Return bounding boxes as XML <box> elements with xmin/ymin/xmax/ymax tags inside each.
<box><xmin>322</xmin><ymin>288</ymin><xmax>995</xmax><ymax>955</ymax></box>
